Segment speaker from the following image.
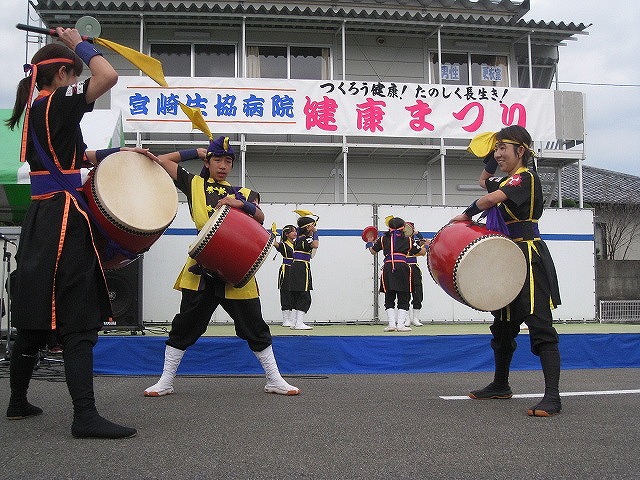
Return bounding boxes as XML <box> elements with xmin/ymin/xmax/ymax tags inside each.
<box><xmin>104</xmin><ymin>257</ymin><xmax>143</xmax><ymax>331</ymax></box>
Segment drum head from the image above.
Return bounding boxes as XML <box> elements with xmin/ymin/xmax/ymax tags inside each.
<box><xmin>93</xmin><ymin>151</ymin><xmax>178</xmax><ymax>233</ymax></box>
<box><xmin>455</xmin><ymin>235</ymin><xmax>527</xmax><ymax>311</ymax></box>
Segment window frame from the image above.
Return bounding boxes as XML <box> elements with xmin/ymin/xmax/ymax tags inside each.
<box><xmin>149</xmin><ymin>42</ymin><xmax>238</xmax><ymax>78</ymax></box>
<box><xmin>429</xmin><ymin>50</ymin><xmax>511</xmax><ymax>87</ymax></box>
<box><xmin>245</xmin><ymin>43</ymin><xmax>332</xmax><ymax>80</ymax></box>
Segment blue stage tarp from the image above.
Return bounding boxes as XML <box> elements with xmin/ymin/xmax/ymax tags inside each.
<box><xmin>93</xmin><ymin>333</ymin><xmax>640</xmax><ymax>375</ymax></box>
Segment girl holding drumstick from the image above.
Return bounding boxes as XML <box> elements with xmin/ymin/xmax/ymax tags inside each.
<box><xmin>5</xmin><ymin>28</ymin><xmax>143</xmax><ymax>438</ymax></box>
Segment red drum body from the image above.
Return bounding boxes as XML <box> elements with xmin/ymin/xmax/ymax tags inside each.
<box><xmin>83</xmin><ymin>151</ymin><xmax>178</xmax><ymax>269</ymax></box>
<box><xmin>427</xmin><ymin>221</ymin><xmax>527</xmax><ymax>311</ymax></box>
<box><xmin>361</xmin><ymin>225</ymin><xmax>378</xmax><ymax>243</ymax></box>
<box><xmin>188</xmin><ymin>205</ymin><xmax>275</xmax><ymax>288</ymax></box>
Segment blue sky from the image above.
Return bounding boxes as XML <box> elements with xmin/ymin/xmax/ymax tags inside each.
<box><xmin>2</xmin><ymin>1</ymin><xmax>638</xmax><ymax>176</ymax></box>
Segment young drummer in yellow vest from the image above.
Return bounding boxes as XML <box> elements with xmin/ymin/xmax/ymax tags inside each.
<box><xmin>144</xmin><ymin>136</ymin><xmax>299</xmax><ymax>397</ymax></box>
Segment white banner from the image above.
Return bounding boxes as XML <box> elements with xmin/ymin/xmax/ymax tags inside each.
<box><xmin>112</xmin><ymin>77</ymin><xmax>557</xmax><ymax>140</ymax></box>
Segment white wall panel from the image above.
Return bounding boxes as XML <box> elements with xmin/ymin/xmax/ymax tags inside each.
<box><xmin>142</xmin><ymin>203</ymin><xmax>596</xmax><ymax>324</ymax></box>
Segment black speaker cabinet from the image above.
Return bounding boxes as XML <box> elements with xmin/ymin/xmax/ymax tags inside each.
<box><xmin>104</xmin><ymin>257</ymin><xmax>143</xmax><ymax>332</ymax></box>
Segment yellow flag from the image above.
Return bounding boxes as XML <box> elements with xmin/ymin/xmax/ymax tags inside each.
<box><xmin>94</xmin><ymin>37</ymin><xmax>168</xmax><ymax>87</ymax></box>
<box><xmin>467</xmin><ymin>131</ymin><xmax>497</xmax><ymax>158</ymax></box>
<box><xmin>294</xmin><ymin>209</ymin><xmax>315</xmax><ymax>217</ymax></box>
<box><xmin>179</xmin><ymin>103</ymin><xmax>213</xmax><ymax>139</ymax></box>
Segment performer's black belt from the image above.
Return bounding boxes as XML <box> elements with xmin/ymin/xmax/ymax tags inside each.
<box><xmin>507</xmin><ymin>221</ymin><xmax>540</xmax><ymax>241</ymax></box>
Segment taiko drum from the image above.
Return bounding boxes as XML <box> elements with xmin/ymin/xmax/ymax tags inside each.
<box><xmin>427</xmin><ymin>221</ymin><xmax>527</xmax><ymax>311</ymax></box>
<box><xmin>188</xmin><ymin>205</ymin><xmax>275</xmax><ymax>288</ymax></box>
<box><xmin>83</xmin><ymin>151</ymin><xmax>178</xmax><ymax>269</ymax></box>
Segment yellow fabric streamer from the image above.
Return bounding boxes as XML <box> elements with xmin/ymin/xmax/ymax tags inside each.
<box><xmin>93</xmin><ymin>37</ymin><xmax>168</xmax><ymax>87</ymax></box>
<box><xmin>294</xmin><ymin>209</ymin><xmax>315</xmax><ymax>217</ymax></box>
<box><xmin>468</xmin><ymin>131</ymin><xmax>537</xmax><ymax>158</ymax></box>
<box><xmin>467</xmin><ymin>131</ymin><xmax>498</xmax><ymax>158</ymax></box>
<box><xmin>179</xmin><ymin>102</ymin><xmax>213</xmax><ymax>140</ymax></box>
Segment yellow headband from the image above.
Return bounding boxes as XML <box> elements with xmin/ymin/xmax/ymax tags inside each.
<box><xmin>467</xmin><ymin>132</ymin><xmax>536</xmax><ymax>158</ymax></box>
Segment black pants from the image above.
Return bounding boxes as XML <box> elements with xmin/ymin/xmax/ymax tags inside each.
<box><xmin>290</xmin><ymin>291</ymin><xmax>312</xmax><ymax>313</ymax></box>
<box><xmin>279</xmin><ymin>289</ymin><xmax>293</xmax><ymax>311</ymax></box>
<box><xmin>384</xmin><ymin>291</ymin><xmax>410</xmax><ymax>310</ymax></box>
<box><xmin>167</xmin><ymin>282</ymin><xmax>272</xmax><ymax>352</ymax></box>
<box><xmin>10</xmin><ymin>328</ymin><xmax>99</xmax><ymax>415</ymax></box>
<box><xmin>409</xmin><ymin>265</ymin><xmax>423</xmax><ymax>310</ymax></box>
<box><xmin>490</xmin><ymin>313</ymin><xmax>559</xmax><ymax>356</ymax></box>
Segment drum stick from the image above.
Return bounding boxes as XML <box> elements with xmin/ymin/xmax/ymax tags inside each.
<box><xmin>16</xmin><ymin>23</ymin><xmax>94</xmax><ymax>42</ymax></box>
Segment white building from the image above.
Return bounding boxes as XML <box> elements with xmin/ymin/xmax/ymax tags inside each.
<box><xmin>15</xmin><ymin>1</ymin><xmax>596</xmax><ymax>324</ymax></box>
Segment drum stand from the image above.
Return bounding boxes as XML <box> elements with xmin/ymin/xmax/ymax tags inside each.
<box><xmin>35</xmin><ymin>348</ymin><xmax>64</xmax><ymax>369</ymax></box>
<box><xmin>0</xmin><ymin>236</ymin><xmax>15</xmax><ymax>363</ymax></box>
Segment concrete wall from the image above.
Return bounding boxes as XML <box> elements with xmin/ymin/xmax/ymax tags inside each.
<box><xmin>596</xmin><ymin>260</ymin><xmax>640</xmax><ymax>300</ymax></box>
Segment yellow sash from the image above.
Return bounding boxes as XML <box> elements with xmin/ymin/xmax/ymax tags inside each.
<box><xmin>173</xmin><ymin>176</ymin><xmax>259</xmax><ymax>299</ymax></box>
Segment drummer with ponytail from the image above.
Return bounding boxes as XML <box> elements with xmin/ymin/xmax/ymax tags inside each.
<box><xmin>451</xmin><ymin>125</ymin><xmax>563</xmax><ymax>418</ymax></box>
<box><xmin>5</xmin><ymin>27</ymin><xmax>137</xmax><ymax>439</ymax></box>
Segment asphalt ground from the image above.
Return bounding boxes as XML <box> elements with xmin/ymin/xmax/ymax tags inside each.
<box><xmin>1</xmin><ymin>360</ymin><xmax>639</xmax><ymax>480</ymax></box>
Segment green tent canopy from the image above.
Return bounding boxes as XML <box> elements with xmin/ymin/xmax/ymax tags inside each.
<box><xmin>0</xmin><ymin>109</ymin><xmax>124</xmax><ymax>225</ymax></box>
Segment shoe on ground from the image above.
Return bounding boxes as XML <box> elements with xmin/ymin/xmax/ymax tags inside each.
<box><xmin>383</xmin><ymin>326</ymin><xmax>396</xmax><ymax>332</ymax></box>
<box><xmin>291</xmin><ymin>323</ymin><xmax>313</xmax><ymax>330</ymax></box>
<box><xmin>265</xmin><ymin>382</ymin><xmax>301</xmax><ymax>395</ymax></box>
<box><xmin>409</xmin><ymin>319</ymin><xmax>423</xmax><ymax>326</ymax></box>
<box><xmin>72</xmin><ymin>412</ymin><xmax>137</xmax><ymax>439</ymax></box>
<box><xmin>143</xmin><ymin>384</ymin><xmax>174</xmax><ymax>397</ymax></box>
<box><xmin>396</xmin><ymin>325</ymin><xmax>412</xmax><ymax>332</ymax></box>
<box><xmin>527</xmin><ymin>397</ymin><xmax>562</xmax><ymax>417</ymax></box>
<box><xmin>468</xmin><ymin>382</ymin><xmax>513</xmax><ymax>399</ymax></box>
<box><xmin>6</xmin><ymin>402</ymin><xmax>43</xmax><ymax>420</ymax></box>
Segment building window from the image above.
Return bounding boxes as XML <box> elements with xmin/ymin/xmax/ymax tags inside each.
<box><xmin>195</xmin><ymin>44</ymin><xmax>236</xmax><ymax>77</ymax></box>
<box><xmin>151</xmin><ymin>44</ymin><xmax>191</xmax><ymax>76</ymax></box>
<box><xmin>471</xmin><ymin>54</ymin><xmax>508</xmax><ymax>87</ymax></box>
<box><xmin>247</xmin><ymin>46</ymin><xmax>287</xmax><ymax>78</ymax></box>
<box><xmin>430</xmin><ymin>52</ymin><xmax>468</xmax><ymax>85</ymax></box>
<box><xmin>151</xmin><ymin>43</ymin><xmax>236</xmax><ymax>77</ymax></box>
<box><xmin>517</xmin><ymin>61</ymin><xmax>557</xmax><ymax>89</ymax></box>
<box><xmin>247</xmin><ymin>45</ymin><xmax>331</xmax><ymax>79</ymax></box>
<box><xmin>430</xmin><ymin>52</ymin><xmax>509</xmax><ymax>86</ymax></box>
<box><xmin>290</xmin><ymin>46</ymin><xmax>330</xmax><ymax>79</ymax></box>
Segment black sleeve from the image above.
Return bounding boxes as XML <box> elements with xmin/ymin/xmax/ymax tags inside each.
<box><xmin>500</xmin><ymin>171</ymin><xmax>532</xmax><ymax>207</ymax></box>
<box><xmin>485</xmin><ymin>176</ymin><xmax>503</xmax><ymax>193</ymax></box>
<box><xmin>175</xmin><ymin>165</ymin><xmax>193</xmax><ymax>198</ymax></box>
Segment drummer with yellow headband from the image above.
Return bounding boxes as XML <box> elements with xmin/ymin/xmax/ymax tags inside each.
<box><xmin>287</xmin><ymin>210</ymin><xmax>320</xmax><ymax>330</ymax></box>
<box><xmin>450</xmin><ymin>125</ymin><xmax>562</xmax><ymax>417</ymax></box>
<box><xmin>145</xmin><ymin>136</ymin><xmax>300</xmax><ymax>397</ymax></box>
